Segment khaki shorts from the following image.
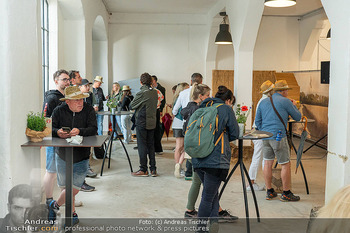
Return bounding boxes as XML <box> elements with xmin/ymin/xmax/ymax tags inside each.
<box><xmin>262</xmin><ymin>137</ymin><xmax>290</xmax><ymax>164</ymax></box>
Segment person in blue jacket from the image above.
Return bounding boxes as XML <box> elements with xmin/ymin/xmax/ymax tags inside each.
<box><xmin>255</xmin><ymin>80</ymin><xmax>301</xmax><ymax>202</ymax></box>
<box><xmin>192</xmin><ymin>86</ymin><xmax>239</xmax><ymax>230</ymax></box>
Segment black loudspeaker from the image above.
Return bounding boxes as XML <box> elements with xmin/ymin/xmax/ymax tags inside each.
<box><xmin>321</xmin><ymin>61</ymin><xmax>330</xmax><ymax>84</ymax></box>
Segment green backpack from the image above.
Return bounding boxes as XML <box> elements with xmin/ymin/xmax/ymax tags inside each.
<box><xmin>184</xmin><ymin>101</ymin><xmax>225</xmax><ymax>158</ymax></box>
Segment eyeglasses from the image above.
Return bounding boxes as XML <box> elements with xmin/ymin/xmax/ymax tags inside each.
<box><xmin>58</xmin><ymin>78</ymin><xmax>70</xmax><ymax>82</ymax></box>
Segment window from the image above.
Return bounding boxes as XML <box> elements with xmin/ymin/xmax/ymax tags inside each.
<box><xmin>41</xmin><ymin>0</ymin><xmax>49</xmax><ymax>94</ymax></box>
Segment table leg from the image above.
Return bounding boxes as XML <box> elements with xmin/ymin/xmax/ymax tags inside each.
<box><xmin>303</xmin><ymin>134</ymin><xmax>328</xmax><ymax>153</ymax></box>
<box><xmin>112</xmin><ymin>114</ymin><xmax>133</xmax><ymax>172</ymax></box>
<box><xmin>239</xmin><ymin>139</ymin><xmax>250</xmax><ymax>233</ymax></box>
<box><xmin>116</xmin><ymin>135</ymin><xmax>133</xmax><ymax>172</ymax></box>
<box><xmin>100</xmin><ymin>134</ymin><xmax>113</xmax><ymax>177</ymax></box>
<box><xmin>242</xmin><ymin>163</ymin><xmax>260</xmax><ymax>222</ymax></box>
<box><xmin>219</xmin><ymin>161</ymin><xmax>239</xmax><ymax>200</ymax></box>
<box><xmin>65</xmin><ymin>147</ymin><xmax>73</xmax><ymax>232</ymax></box>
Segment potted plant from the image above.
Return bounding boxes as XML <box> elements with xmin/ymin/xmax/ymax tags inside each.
<box><xmin>106</xmin><ymin>98</ymin><xmax>119</xmax><ymax>113</ymax></box>
<box><xmin>25</xmin><ymin>112</ymin><xmax>51</xmax><ymax>142</ymax></box>
<box><xmin>235</xmin><ymin>104</ymin><xmax>251</xmax><ymax>137</ymax></box>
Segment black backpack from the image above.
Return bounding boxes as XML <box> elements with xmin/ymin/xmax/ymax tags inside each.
<box><xmin>94</xmin><ymin>142</ymin><xmax>106</xmax><ymax>159</ymax></box>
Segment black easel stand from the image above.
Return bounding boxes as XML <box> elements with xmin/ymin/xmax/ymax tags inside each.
<box><xmin>219</xmin><ymin>139</ymin><xmax>260</xmax><ymax>233</ymax></box>
<box><xmin>100</xmin><ymin>115</ymin><xmax>133</xmax><ymax>176</ymax></box>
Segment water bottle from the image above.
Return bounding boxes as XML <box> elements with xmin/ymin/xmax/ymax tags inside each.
<box><xmin>276</xmin><ymin>130</ymin><xmax>282</xmax><ymax>142</ymax></box>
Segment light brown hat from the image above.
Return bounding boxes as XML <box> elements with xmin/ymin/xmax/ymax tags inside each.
<box><xmin>60</xmin><ymin>86</ymin><xmax>89</xmax><ymax>101</ymax></box>
<box><xmin>94</xmin><ymin>75</ymin><xmax>103</xmax><ymax>83</ymax></box>
<box><xmin>274</xmin><ymin>80</ymin><xmax>292</xmax><ymax>91</ymax></box>
<box><xmin>260</xmin><ymin>80</ymin><xmax>275</xmax><ymax>94</ymax></box>
<box><xmin>122</xmin><ymin>85</ymin><xmax>131</xmax><ymax>91</ymax></box>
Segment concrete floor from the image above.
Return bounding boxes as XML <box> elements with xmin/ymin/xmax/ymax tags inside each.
<box><xmin>50</xmin><ymin>136</ymin><xmax>327</xmax><ymax>233</ymax></box>
<box><xmin>51</xmin><ymin>136</ymin><xmax>327</xmax><ymax>220</ymax></box>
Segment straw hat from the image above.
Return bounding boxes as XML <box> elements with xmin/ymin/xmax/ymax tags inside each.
<box><xmin>274</xmin><ymin>80</ymin><xmax>292</xmax><ymax>91</ymax></box>
<box><xmin>94</xmin><ymin>76</ymin><xmax>103</xmax><ymax>83</ymax></box>
<box><xmin>122</xmin><ymin>85</ymin><xmax>131</xmax><ymax>91</ymax></box>
<box><xmin>60</xmin><ymin>86</ymin><xmax>89</xmax><ymax>101</ymax></box>
<box><xmin>260</xmin><ymin>80</ymin><xmax>275</xmax><ymax>94</ymax></box>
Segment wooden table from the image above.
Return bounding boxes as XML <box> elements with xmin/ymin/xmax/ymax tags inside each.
<box><xmin>219</xmin><ymin>130</ymin><xmax>273</xmax><ymax>233</ymax></box>
<box><xmin>21</xmin><ymin>135</ymin><xmax>108</xmax><ymax>232</ymax></box>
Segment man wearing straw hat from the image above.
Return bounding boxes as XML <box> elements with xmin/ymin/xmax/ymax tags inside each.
<box><xmin>247</xmin><ymin>80</ymin><xmax>274</xmax><ymax>192</ymax></box>
<box><xmin>92</xmin><ymin>76</ymin><xmax>106</xmax><ymax>135</ymax></box>
<box><xmin>255</xmin><ymin>80</ymin><xmax>301</xmax><ymax>202</ymax></box>
<box><xmin>49</xmin><ymin>86</ymin><xmax>97</xmax><ymax>225</ymax></box>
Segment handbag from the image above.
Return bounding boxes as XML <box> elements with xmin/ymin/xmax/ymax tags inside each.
<box><xmin>94</xmin><ymin>142</ymin><xmax>106</xmax><ymax>159</ymax></box>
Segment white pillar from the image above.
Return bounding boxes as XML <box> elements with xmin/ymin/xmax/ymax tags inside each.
<box><xmin>321</xmin><ymin>0</ymin><xmax>350</xmax><ymax>203</ymax></box>
<box><xmin>0</xmin><ymin>0</ymin><xmax>42</xmax><ymax>217</ymax></box>
<box><xmin>226</xmin><ymin>0</ymin><xmax>264</xmax><ymax>128</ymax></box>
<box><xmin>233</xmin><ymin>51</ymin><xmax>254</xmax><ymax>127</ymax></box>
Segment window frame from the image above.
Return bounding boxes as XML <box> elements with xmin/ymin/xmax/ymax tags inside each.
<box><xmin>41</xmin><ymin>0</ymin><xmax>49</xmax><ymax>94</ymax></box>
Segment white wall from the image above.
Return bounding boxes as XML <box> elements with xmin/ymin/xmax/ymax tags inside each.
<box><xmin>253</xmin><ymin>16</ymin><xmax>299</xmax><ymax>72</ymax></box>
<box><xmin>0</xmin><ymin>0</ymin><xmax>42</xmax><ymax>217</ymax></box>
<box><xmin>62</xmin><ymin>20</ymin><xmax>86</xmax><ymax>75</ymax></box>
<box><xmin>92</xmin><ymin>41</ymin><xmax>108</xmax><ymax>83</ymax></box>
<box><xmin>216</xmin><ymin>45</ymin><xmax>234</xmax><ymax>70</ymax></box>
<box><xmin>110</xmin><ymin>21</ymin><xmax>207</xmax><ymax>103</ymax></box>
<box><xmin>215</xmin><ymin>16</ymin><xmax>301</xmax><ymax>78</ymax></box>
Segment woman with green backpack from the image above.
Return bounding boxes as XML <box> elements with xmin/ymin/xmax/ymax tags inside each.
<box><xmin>189</xmin><ymin>86</ymin><xmax>239</xmax><ymax>230</ymax></box>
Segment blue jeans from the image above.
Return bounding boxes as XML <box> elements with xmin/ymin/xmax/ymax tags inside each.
<box><xmin>55</xmin><ymin>155</ymin><xmax>89</xmax><ymax>190</ymax></box>
<box><xmin>110</xmin><ymin>115</ymin><xmax>122</xmax><ymax>137</ymax></box>
<box><xmin>196</xmin><ymin>169</ymin><xmax>221</xmax><ymax>218</ymax></box>
<box><xmin>96</xmin><ymin>114</ymin><xmax>104</xmax><ymax>135</ymax></box>
<box><xmin>46</xmin><ymin>147</ymin><xmax>56</xmax><ymax>173</ymax></box>
<box><xmin>121</xmin><ymin>115</ymin><xmax>132</xmax><ymax>143</ymax></box>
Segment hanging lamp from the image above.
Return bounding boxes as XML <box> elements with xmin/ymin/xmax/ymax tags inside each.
<box><xmin>215</xmin><ymin>12</ymin><xmax>232</xmax><ymax>45</ymax></box>
<box><xmin>264</xmin><ymin>0</ymin><xmax>296</xmax><ymax>7</ymax></box>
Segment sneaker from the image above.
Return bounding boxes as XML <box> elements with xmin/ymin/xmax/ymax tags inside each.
<box><xmin>280</xmin><ymin>192</ymin><xmax>300</xmax><ymax>202</ymax></box>
<box><xmin>184</xmin><ymin>176</ymin><xmax>192</xmax><ymax>181</ymax></box>
<box><xmin>72</xmin><ymin>213</ymin><xmax>79</xmax><ymax>226</ymax></box>
<box><xmin>174</xmin><ymin>163</ymin><xmax>181</xmax><ymax>178</ymax></box>
<box><xmin>131</xmin><ymin>170</ymin><xmax>149</xmax><ymax>177</ymax></box>
<box><xmin>151</xmin><ymin>170</ymin><xmax>158</xmax><ymax>177</ymax></box>
<box><xmin>246</xmin><ymin>183</ymin><xmax>264</xmax><ymax>191</ymax></box>
<box><xmin>180</xmin><ymin>169</ymin><xmax>185</xmax><ymax>177</ymax></box>
<box><xmin>47</xmin><ymin>200</ymin><xmax>59</xmax><ymax>222</ymax></box>
<box><xmin>184</xmin><ymin>210</ymin><xmax>198</xmax><ymax>218</ymax></box>
<box><xmin>80</xmin><ymin>181</ymin><xmax>95</xmax><ymax>192</ymax></box>
<box><xmin>133</xmin><ymin>146</ymin><xmax>138</xmax><ymax>150</ymax></box>
<box><xmin>266</xmin><ymin>190</ymin><xmax>277</xmax><ymax>200</ymax></box>
<box><xmin>86</xmin><ymin>168</ymin><xmax>97</xmax><ymax>178</ymax></box>
<box><xmin>218</xmin><ymin>209</ymin><xmax>239</xmax><ymax>223</ymax></box>
<box><xmin>156</xmin><ymin>152</ymin><xmax>163</xmax><ymax>155</ymax></box>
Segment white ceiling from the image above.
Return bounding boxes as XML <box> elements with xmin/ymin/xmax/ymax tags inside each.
<box><xmin>103</xmin><ymin>0</ymin><xmax>323</xmax><ymax>17</ymax></box>
<box><xmin>103</xmin><ymin>0</ymin><xmax>219</xmax><ymax>14</ymax></box>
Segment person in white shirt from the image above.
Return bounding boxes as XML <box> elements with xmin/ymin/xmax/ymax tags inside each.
<box><xmin>247</xmin><ymin>80</ymin><xmax>274</xmax><ymax>191</ymax></box>
<box><xmin>172</xmin><ymin>73</ymin><xmax>203</xmax><ymax>178</ymax></box>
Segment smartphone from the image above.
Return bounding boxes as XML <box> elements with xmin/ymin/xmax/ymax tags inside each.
<box><xmin>62</xmin><ymin>127</ymin><xmax>71</xmax><ymax>133</ymax></box>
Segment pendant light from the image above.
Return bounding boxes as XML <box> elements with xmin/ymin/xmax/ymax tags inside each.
<box><xmin>264</xmin><ymin>0</ymin><xmax>296</xmax><ymax>7</ymax></box>
<box><xmin>215</xmin><ymin>12</ymin><xmax>232</xmax><ymax>45</ymax></box>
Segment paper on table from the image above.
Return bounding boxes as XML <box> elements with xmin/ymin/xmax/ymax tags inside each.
<box><xmin>66</xmin><ymin>135</ymin><xmax>83</xmax><ymax>144</ymax></box>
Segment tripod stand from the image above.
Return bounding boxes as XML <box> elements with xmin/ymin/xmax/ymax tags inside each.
<box><xmin>97</xmin><ymin>111</ymin><xmax>134</xmax><ymax>176</ymax></box>
<box><xmin>219</xmin><ymin>131</ymin><xmax>272</xmax><ymax>233</ymax></box>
